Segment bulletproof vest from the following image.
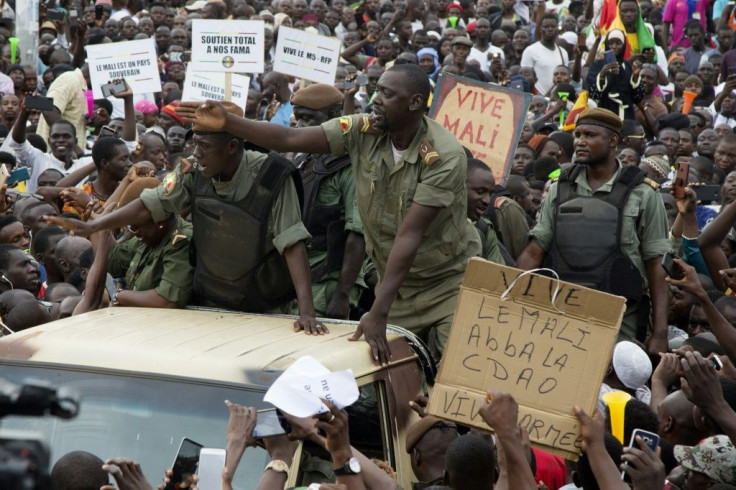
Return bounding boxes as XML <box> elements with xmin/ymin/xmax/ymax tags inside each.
<box><xmin>544</xmin><ymin>165</ymin><xmax>644</xmax><ymax>303</ymax></box>
<box><xmin>296</xmin><ymin>153</ymin><xmax>352</xmax><ymax>282</ymax></box>
<box><xmin>190</xmin><ymin>152</ymin><xmax>303</xmax><ymax>312</ymax></box>
<box><xmin>475</xmin><ymin>218</ymin><xmax>516</xmax><ymax>267</ymax></box>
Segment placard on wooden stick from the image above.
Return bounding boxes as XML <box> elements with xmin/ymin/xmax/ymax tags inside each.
<box><xmin>429</xmin><ymin>74</ymin><xmax>530</xmax><ymax>185</ymax></box>
<box><xmin>190</xmin><ymin>19</ymin><xmax>265</xmax><ymax>73</ymax></box>
<box><xmin>427</xmin><ymin>259</ymin><xmax>625</xmax><ymax>460</ymax></box>
<box><xmin>181</xmin><ymin>65</ymin><xmax>250</xmax><ymax>109</ymax></box>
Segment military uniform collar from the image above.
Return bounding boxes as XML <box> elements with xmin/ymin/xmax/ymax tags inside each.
<box><xmin>382</xmin><ymin>116</ymin><xmax>429</xmax><ymax>171</ymax></box>
<box><xmin>575</xmin><ymin>160</ymin><xmax>624</xmax><ymax>194</ymax></box>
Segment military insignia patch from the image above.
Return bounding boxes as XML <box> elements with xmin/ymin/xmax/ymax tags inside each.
<box><xmin>418</xmin><ymin>140</ymin><xmax>440</xmax><ymax>166</ymax></box>
<box><xmin>179</xmin><ymin>158</ymin><xmax>193</xmax><ymax>174</ymax></box>
<box><xmin>162</xmin><ymin>172</ymin><xmax>177</xmax><ymax>195</ymax></box>
<box><xmin>359</xmin><ymin>116</ymin><xmax>383</xmax><ymax>134</ymax></box>
<box><xmin>339</xmin><ymin>116</ymin><xmax>352</xmax><ymax>134</ymax></box>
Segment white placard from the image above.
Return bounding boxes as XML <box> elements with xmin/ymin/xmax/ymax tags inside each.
<box><xmin>190</xmin><ymin>19</ymin><xmax>264</xmax><ymax>73</ymax></box>
<box><xmin>273</xmin><ymin>26</ymin><xmax>341</xmax><ymax>85</ymax></box>
<box><xmin>87</xmin><ymin>38</ymin><xmax>161</xmax><ymax>99</ymax></box>
<box><xmin>181</xmin><ymin>65</ymin><xmax>250</xmax><ymax>110</ymax></box>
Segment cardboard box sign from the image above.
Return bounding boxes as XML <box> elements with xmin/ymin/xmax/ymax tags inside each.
<box><xmin>427</xmin><ymin>258</ymin><xmax>625</xmax><ymax>460</ymax></box>
<box><xmin>428</xmin><ymin>74</ymin><xmax>531</xmax><ymax>186</ymax></box>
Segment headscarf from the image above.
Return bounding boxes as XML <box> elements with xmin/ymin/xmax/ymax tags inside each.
<box><xmin>135</xmin><ymin>99</ymin><xmax>159</xmax><ymax>114</ymax></box>
<box><xmin>605</xmin><ymin>29</ymin><xmax>627</xmax><ymax>62</ymax></box>
<box><xmin>417</xmin><ymin>47</ymin><xmax>439</xmax><ymax>78</ymax></box>
<box><xmin>274</xmin><ymin>12</ymin><xmax>290</xmax><ymax>32</ymax></box>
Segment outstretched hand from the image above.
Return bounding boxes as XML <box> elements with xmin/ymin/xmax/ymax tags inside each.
<box><xmin>175</xmin><ymin>101</ymin><xmax>229</xmax><ymax>130</ymax></box>
<box><xmin>664</xmin><ymin>258</ymin><xmax>703</xmax><ymax>298</ymax></box>
<box><xmin>101</xmin><ymin>458</ymin><xmax>154</xmax><ymax>490</ymax></box>
<box><xmin>44</xmin><ymin>214</ymin><xmax>94</xmax><ymax>237</ymax></box>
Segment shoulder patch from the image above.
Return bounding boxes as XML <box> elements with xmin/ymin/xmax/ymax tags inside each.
<box><xmin>162</xmin><ymin>171</ymin><xmax>178</xmax><ymax>195</ymax></box>
<box><xmin>418</xmin><ymin>140</ymin><xmax>440</xmax><ymax>166</ymax></box>
<box><xmin>339</xmin><ymin>116</ymin><xmax>353</xmax><ymax>134</ymax></box>
<box><xmin>178</xmin><ymin>157</ymin><xmax>193</xmax><ymax>174</ymax></box>
<box><xmin>494</xmin><ymin>196</ymin><xmax>508</xmax><ymax>209</ymax></box>
<box><xmin>643</xmin><ymin>177</ymin><xmax>660</xmax><ymax>190</ymax></box>
<box><xmin>359</xmin><ymin>115</ymin><xmax>384</xmax><ymax>134</ymax></box>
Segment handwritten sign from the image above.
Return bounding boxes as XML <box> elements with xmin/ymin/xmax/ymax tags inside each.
<box><xmin>272</xmin><ymin>26</ymin><xmax>341</xmax><ymax>85</ymax></box>
<box><xmin>87</xmin><ymin>38</ymin><xmax>161</xmax><ymax>99</ymax></box>
<box><xmin>427</xmin><ymin>259</ymin><xmax>625</xmax><ymax>460</ymax></box>
<box><xmin>429</xmin><ymin>74</ymin><xmax>531</xmax><ymax>185</ymax></box>
<box><xmin>182</xmin><ymin>65</ymin><xmax>250</xmax><ymax>110</ymax></box>
<box><xmin>190</xmin><ymin>19</ymin><xmax>264</xmax><ymax>73</ymax></box>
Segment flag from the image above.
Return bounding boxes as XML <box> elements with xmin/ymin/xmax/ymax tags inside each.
<box><xmin>602</xmin><ymin>0</ymin><xmax>657</xmax><ymax>61</ymax></box>
<box><xmin>599</xmin><ymin>0</ymin><xmax>619</xmax><ymax>33</ymax></box>
<box><xmin>563</xmin><ymin>90</ymin><xmax>588</xmax><ymax>132</ymax></box>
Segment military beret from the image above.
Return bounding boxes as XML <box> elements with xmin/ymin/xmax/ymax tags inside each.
<box><xmin>405</xmin><ymin>416</ymin><xmax>457</xmax><ymax>453</ymax></box>
<box><xmin>452</xmin><ymin>36</ymin><xmax>473</xmax><ymax>47</ymax></box>
<box><xmin>290</xmin><ymin>83</ymin><xmax>344</xmax><ymax>110</ymax></box>
<box><xmin>575</xmin><ymin>107</ymin><xmax>623</xmax><ymax>134</ymax></box>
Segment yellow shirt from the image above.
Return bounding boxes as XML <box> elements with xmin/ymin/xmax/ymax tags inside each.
<box><xmin>36</xmin><ymin>68</ymin><xmax>89</xmax><ymax>150</ymax></box>
<box><xmin>626</xmin><ymin>32</ymin><xmax>639</xmax><ymax>54</ymax></box>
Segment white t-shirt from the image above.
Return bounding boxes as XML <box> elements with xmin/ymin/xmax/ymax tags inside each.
<box><xmin>546</xmin><ymin>0</ymin><xmax>570</xmax><ymax>15</ymax></box>
<box><xmin>468</xmin><ymin>45</ymin><xmax>505</xmax><ymax>73</ymax></box>
<box><xmin>391</xmin><ymin>143</ymin><xmax>406</xmax><ymax>165</ymax></box>
<box><xmin>520</xmin><ymin>41</ymin><xmax>570</xmax><ymax>96</ymax></box>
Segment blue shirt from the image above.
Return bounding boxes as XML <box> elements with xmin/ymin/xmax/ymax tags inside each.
<box><xmin>265</xmin><ymin>100</ymin><xmax>293</xmax><ymax>127</ymax></box>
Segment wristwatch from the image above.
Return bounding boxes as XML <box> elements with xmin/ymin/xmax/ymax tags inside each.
<box><xmin>264</xmin><ymin>459</ymin><xmax>289</xmax><ymax>477</ymax></box>
<box><xmin>334</xmin><ymin>457</ymin><xmax>361</xmax><ymax>476</ymax></box>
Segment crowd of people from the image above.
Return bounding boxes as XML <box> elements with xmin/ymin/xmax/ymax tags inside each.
<box><xmin>0</xmin><ymin>0</ymin><xmax>734</xmax><ymax>487</ymax></box>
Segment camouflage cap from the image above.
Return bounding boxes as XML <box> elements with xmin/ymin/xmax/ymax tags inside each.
<box><xmin>674</xmin><ymin>435</ymin><xmax>736</xmax><ymax>484</ymax></box>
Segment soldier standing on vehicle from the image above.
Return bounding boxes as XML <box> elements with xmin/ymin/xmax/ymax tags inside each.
<box><xmin>46</xmin><ymin>103</ymin><xmax>325</xmax><ymax>335</ymax></box>
<box><xmin>176</xmin><ymin>65</ymin><xmax>481</xmax><ymax>362</ymax></box>
<box><xmin>289</xmin><ymin>83</ymin><xmax>367</xmax><ymax>320</ymax></box>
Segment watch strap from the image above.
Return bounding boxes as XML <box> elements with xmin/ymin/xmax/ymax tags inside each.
<box><xmin>264</xmin><ymin>459</ymin><xmax>289</xmax><ymax>476</ymax></box>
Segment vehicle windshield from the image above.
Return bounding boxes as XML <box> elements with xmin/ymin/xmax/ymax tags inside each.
<box><xmin>0</xmin><ymin>364</ymin><xmax>270</xmax><ymax>489</ymax></box>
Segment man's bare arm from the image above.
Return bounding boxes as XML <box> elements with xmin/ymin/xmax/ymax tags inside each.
<box><xmin>176</xmin><ymin>101</ymin><xmax>331</xmax><ymax>154</ymax></box>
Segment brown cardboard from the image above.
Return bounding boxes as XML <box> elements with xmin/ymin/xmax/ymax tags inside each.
<box><xmin>428</xmin><ymin>74</ymin><xmax>531</xmax><ymax>185</ymax></box>
<box><xmin>427</xmin><ymin>258</ymin><xmax>626</xmax><ymax>460</ymax></box>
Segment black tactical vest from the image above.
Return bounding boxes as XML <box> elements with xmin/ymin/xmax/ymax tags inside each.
<box><xmin>544</xmin><ymin>165</ymin><xmax>644</xmax><ymax>303</ymax></box>
<box><xmin>191</xmin><ymin>153</ymin><xmax>302</xmax><ymax>312</ymax></box>
<box><xmin>296</xmin><ymin>153</ymin><xmax>352</xmax><ymax>282</ymax></box>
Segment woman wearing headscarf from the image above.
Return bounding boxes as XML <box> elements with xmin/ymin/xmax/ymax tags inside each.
<box><xmin>586</xmin><ymin>29</ymin><xmax>645</xmax><ymax>120</ymax></box>
<box><xmin>417</xmin><ymin>47</ymin><xmax>440</xmax><ymax>80</ymax></box>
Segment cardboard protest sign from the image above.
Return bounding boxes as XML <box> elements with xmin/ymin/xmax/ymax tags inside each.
<box><xmin>190</xmin><ymin>19</ymin><xmax>265</xmax><ymax>73</ymax></box>
<box><xmin>87</xmin><ymin>39</ymin><xmax>161</xmax><ymax>99</ymax></box>
<box><xmin>427</xmin><ymin>259</ymin><xmax>625</xmax><ymax>460</ymax></box>
<box><xmin>272</xmin><ymin>26</ymin><xmax>341</xmax><ymax>85</ymax></box>
<box><xmin>182</xmin><ymin>65</ymin><xmax>250</xmax><ymax>110</ymax></box>
<box><xmin>429</xmin><ymin>74</ymin><xmax>531</xmax><ymax>185</ymax></box>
